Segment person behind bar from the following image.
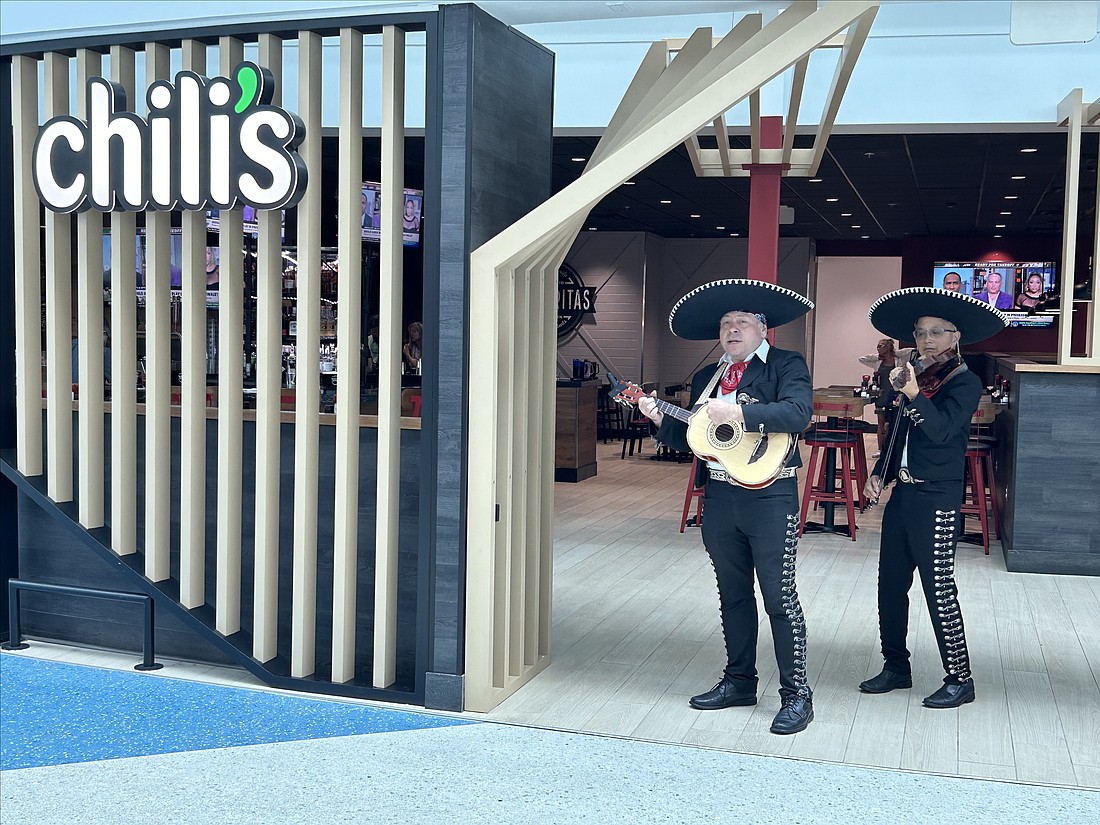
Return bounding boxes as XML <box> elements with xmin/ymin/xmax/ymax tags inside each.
<box><xmin>859</xmin><ymin>338</ymin><xmax>914</xmax><ymax>456</ymax></box>
<box><xmin>636</xmin><ymin>279</ymin><xmax>815</xmax><ymax>735</ymax></box>
<box><xmin>860</xmin><ymin>288</ymin><xmax>1007</xmax><ymax>708</ymax></box>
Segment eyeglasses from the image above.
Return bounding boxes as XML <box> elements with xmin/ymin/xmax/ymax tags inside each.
<box><xmin>912</xmin><ymin>327</ymin><xmax>957</xmax><ymax>340</ymax></box>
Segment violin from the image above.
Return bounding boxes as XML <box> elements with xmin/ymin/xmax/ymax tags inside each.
<box><xmin>890</xmin><ymin>350</ymin><xmax>956</xmax><ymax>392</ymax></box>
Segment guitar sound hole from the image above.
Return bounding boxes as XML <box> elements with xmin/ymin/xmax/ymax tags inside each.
<box><xmin>714</xmin><ymin>423</ymin><xmax>737</xmax><ymax>443</ymax></box>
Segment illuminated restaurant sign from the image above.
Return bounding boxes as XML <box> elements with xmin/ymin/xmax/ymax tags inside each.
<box><xmin>33</xmin><ymin>62</ymin><xmax>306</xmax><ymax>213</ymax></box>
<box><xmin>558</xmin><ymin>263</ymin><xmax>596</xmax><ymax>338</ymax></box>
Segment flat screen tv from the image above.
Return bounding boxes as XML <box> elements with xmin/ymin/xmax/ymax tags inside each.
<box><xmin>360</xmin><ymin>181</ymin><xmax>423</xmax><ymax>247</ymax></box>
<box><xmin>933</xmin><ymin>261</ymin><xmax>1057</xmax><ymax>328</ymax></box>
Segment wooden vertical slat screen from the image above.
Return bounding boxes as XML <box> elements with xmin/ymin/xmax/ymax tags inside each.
<box><xmin>292</xmin><ymin>30</ymin><xmax>323</xmax><ymax>677</ymax></box>
<box><xmin>179</xmin><ymin>39</ymin><xmax>208</xmax><ymax>608</ymax></box>
<box><xmin>538</xmin><ymin>252</ymin><xmax>557</xmax><ymax>657</ymax></box>
<box><xmin>109</xmin><ymin>45</ymin><xmax>138</xmax><ymax>556</ymax></box>
<box><xmin>43</xmin><ymin>52</ymin><xmax>73</xmax><ymax>503</ymax></box>
<box><xmin>75</xmin><ymin>48</ymin><xmax>104</xmax><ymax>529</ymax></box>
<box><xmin>508</xmin><ymin>258</ymin><xmax>530</xmax><ymax>675</ymax></box>
<box><xmin>144</xmin><ymin>42</ymin><xmax>172</xmax><ymax>581</ymax></box>
<box><xmin>331</xmin><ymin>27</ymin><xmax>365</xmax><ymax>684</ymax></box>
<box><xmin>253</xmin><ymin>33</ymin><xmax>284</xmax><ymax>663</ymax></box>
<box><xmin>215</xmin><ymin>36</ymin><xmax>246</xmax><ymax>635</ymax></box>
<box><xmin>492</xmin><ymin>258</ymin><xmax>514</xmax><ymax>687</ymax></box>
<box><xmin>11</xmin><ymin>56</ymin><xmax>42</xmax><ymax>478</ymax></box>
<box><xmin>373</xmin><ymin>24</ymin><xmax>406</xmax><ymax>689</ymax></box>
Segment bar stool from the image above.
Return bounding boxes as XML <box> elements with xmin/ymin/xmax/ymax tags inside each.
<box><xmin>680</xmin><ymin>457</ymin><xmax>705</xmax><ymax>532</ymax></box>
<box><xmin>597</xmin><ymin>384</ymin><xmax>624</xmax><ymax>443</ymax></box>
<box><xmin>620</xmin><ymin>405</ymin><xmax>650</xmax><ymax>458</ymax></box>
<box><xmin>961</xmin><ymin>440</ymin><xmax>1000</xmax><ymax>555</ymax></box>
<box><xmin>799</xmin><ymin>400</ymin><xmax>863</xmax><ymax>541</ymax></box>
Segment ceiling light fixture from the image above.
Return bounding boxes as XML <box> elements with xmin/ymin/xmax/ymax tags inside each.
<box><xmin>1005</xmin><ymin>195</ymin><xmax>1018</xmax><ymax>200</ymax></box>
<box><xmin>995</xmin><ymin>224</ymin><xmax>1006</xmax><ymax>228</ymax></box>
<box><xmin>690</xmin><ymin>214</ymin><xmax>701</xmax><ymax>218</ymax></box>
<box><xmin>809</xmin><ymin>178</ymin><xmax>822</xmax><ymax>183</ymax></box>
<box><xmin>1000</xmin><ymin>211</ymin><xmax>1012</xmax><ymax>215</ymax></box>
<box><xmin>1011</xmin><ymin>175</ymin><xmax>1026</xmax><ymax>180</ymax></box>
<box><xmin>861</xmin><ymin>235</ymin><xmax>870</xmax><ymax>239</ymax></box>
<box><xmin>994</xmin><ymin>234</ymin><xmax>1002</xmax><ymax>238</ymax></box>
<box><xmin>715</xmin><ymin>226</ymin><xmax>726</xmax><ymax>230</ymax></box>
<box><xmin>1020</xmin><ymin>148</ymin><xmax>1038</xmax><ymax>153</ymax></box>
<box><xmin>660</xmin><ymin>199</ymin><xmax>672</xmax><ymax>204</ymax></box>
<box><xmin>623</xmin><ymin>181</ymin><xmax>636</xmax><ymax>185</ymax></box>
<box><xmin>826</xmin><ymin>197</ymin><xmax>839</xmax><ymax>202</ymax></box>
<box><xmin>851</xmin><ymin>225</ymin><xmax>860</xmax><ymax>229</ymax></box>
<box><xmin>841</xmin><ymin>212</ymin><xmax>852</xmax><ymax>217</ymax></box>
<box><xmin>571</xmin><ymin>157</ymin><xmax>586</xmax><ymax>162</ymax></box>
<box><xmin>730</xmin><ymin>233</ymin><xmax>740</xmax><ymax>237</ymax></box>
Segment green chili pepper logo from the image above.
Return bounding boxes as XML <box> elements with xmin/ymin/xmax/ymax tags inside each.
<box><xmin>235</xmin><ymin>64</ymin><xmax>259</xmax><ymax>114</ymax></box>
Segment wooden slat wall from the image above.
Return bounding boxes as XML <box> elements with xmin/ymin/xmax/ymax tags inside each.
<box><xmin>373</xmin><ymin>24</ymin><xmax>406</xmax><ymax>689</ymax></box>
<box><xmin>11</xmin><ymin>56</ymin><xmax>42</xmax><ymax>477</ymax></box>
<box><xmin>253</xmin><ymin>33</ymin><xmax>285</xmax><ymax>663</ymax></box>
<box><xmin>179</xmin><ymin>39</ymin><xmax>208</xmax><ymax>608</ymax></box>
<box><xmin>43</xmin><ymin>52</ymin><xmax>73</xmax><ymax>504</ymax></box>
<box><xmin>215</xmin><ymin>36</ymin><xmax>245</xmax><ymax>635</ymax></box>
<box><xmin>144</xmin><ymin>42</ymin><xmax>172</xmax><ymax>581</ymax></box>
<box><xmin>75</xmin><ymin>48</ymin><xmax>104</xmax><ymax>529</ymax></box>
<box><xmin>110</xmin><ymin>47</ymin><xmax>139</xmax><ymax>555</ymax></box>
<box><xmin>331</xmin><ymin>27</ymin><xmax>365</xmax><ymax>684</ymax></box>
<box><xmin>292</xmin><ymin>30</ymin><xmax>323</xmax><ymax>678</ymax></box>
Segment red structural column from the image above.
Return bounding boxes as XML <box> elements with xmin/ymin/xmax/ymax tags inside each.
<box><xmin>743</xmin><ymin>115</ymin><xmax>788</xmax><ymax>285</ymax></box>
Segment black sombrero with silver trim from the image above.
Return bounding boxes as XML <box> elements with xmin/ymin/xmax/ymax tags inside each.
<box><xmin>668</xmin><ymin>279</ymin><xmax>815</xmax><ymax>340</ymax></box>
<box><xmin>868</xmin><ymin>287</ymin><xmax>1009</xmax><ymax>344</ymax></box>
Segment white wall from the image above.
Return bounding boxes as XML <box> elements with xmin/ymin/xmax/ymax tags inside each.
<box><xmin>811</xmin><ymin>256</ymin><xmax>903</xmax><ymax>391</ymax></box>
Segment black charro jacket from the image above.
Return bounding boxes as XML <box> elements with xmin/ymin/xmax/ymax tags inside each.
<box><xmin>872</xmin><ymin>367</ymin><xmax>982</xmax><ymax>485</ymax></box>
<box><xmin>654</xmin><ymin>347</ymin><xmax>813</xmax><ymax>489</ymax></box>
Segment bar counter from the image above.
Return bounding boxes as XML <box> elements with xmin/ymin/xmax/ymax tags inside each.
<box><xmin>979</xmin><ymin>355</ymin><xmax>1100</xmax><ymax>575</ymax></box>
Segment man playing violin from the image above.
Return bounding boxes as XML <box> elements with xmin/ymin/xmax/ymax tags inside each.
<box><xmin>860</xmin><ymin>288</ymin><xmax>1007</xmax><ymax>708</ymax></box>
<box><xmin>636</xmin><ymin>279</ymin><xmax>815</xmax><ymax>735</ymax></box>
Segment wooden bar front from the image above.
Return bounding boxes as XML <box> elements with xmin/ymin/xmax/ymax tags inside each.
<box><xmin>555</xmin><ymin>380</ymin><xmax>597</xmax><ymax>483</ymax></box>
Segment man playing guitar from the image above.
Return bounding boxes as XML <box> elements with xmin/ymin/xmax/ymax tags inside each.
<box><xmin>636</xmin><ymin>279</ymin><xmax>815</xmax><ymax>735</ymax></box>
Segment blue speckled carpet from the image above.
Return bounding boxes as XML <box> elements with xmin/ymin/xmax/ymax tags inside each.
<box><xmin>0</xmin><ymin>653</ymin><xmax>472</xmax><ymax>770</ymax></box>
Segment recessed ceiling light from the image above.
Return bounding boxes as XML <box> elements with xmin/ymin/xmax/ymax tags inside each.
<box><xmin>1011</xmin><ymin>175</ymin><xmax>1026</xmax><ymax>180</ymax></box>
<box><xmin>623</xmin><ymin>181</ymin><xmax>636</xmax><ymax>185</ymax></box>
<box><xmin>1020</xmin><ymin>148</ymin><xmax>1038</xmax><ymax>153</ymax></box>
<box><xmin>851</xmin><ymin>225</ymin><xmax>860</xmax><ymax>229</ymax></box>
<box><xmin>690</xmin><ymin>214</ymin><xmax>701</xmax><ymax>218</ymax></box>
<box><xmin>861</xmin><ymin>235</ymin><xmax>870</xmax><ymax>239</ymax></box>
<box><xmin>1000</xmin><ymin>211</ymin><xmax>1012</xmax><ymax>215</ymax></box>
<box><xmin>809</xmin><ymin>178</ymin><xmax>822</xmax><ymax>183</ymax></box>
<box><xmin>841</xmin><ymin>212</ymin><xmax>852</xmax><ymax>217</ymax></box>
<box><xmin>572</xmin><ymin>157</ymin><xmax>587</xmax><ymax>162</ymax></box>
<box><xmin>660</xmin><ymin>199</ymin><xmax>672</xmax><ymax>204</ymax></box>
<box><xmin>715</xmin><ymin>226</ymin><xmax>726</xmax><ymax>230</ymax></box>
<box><xmin>730</xmin><ymin>233</ymin><xmax>740</xmax><ymax>237</ymax></box>
<box><xmin>994</xmin><ymin>234</ymin><xmax>1002</xmax><ymax>238</ymax></box>
<box><xmin>826</xmin><ymin>197</ymin><xmax>839</xmax><ymax>202</ymax></box>
<box><xmin>995</xmin><ymin>224</ymin><xmax>1006</xmax><ymax>228</ymax></box>
<box><xmin>588</xmin><ymin>227</ymin><xmax>597</xmax><ymax>230</ymax></box>
<box><xmin>1005</xmin><ymin>195</ymin><xmax>1018</xmax><ymax>200</ymax></box>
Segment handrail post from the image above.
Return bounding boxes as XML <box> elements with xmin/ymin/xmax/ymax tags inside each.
<box><xmin>3</xmin><ymin>579</ymin><xmax>29</xmax><ymax>650</ymax></box>
<box><xmin>136</xmin><ymin>597</ymin><xmax>162</xmax><ymax>671</ymax></box>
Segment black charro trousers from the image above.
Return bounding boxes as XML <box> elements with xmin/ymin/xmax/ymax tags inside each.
<box><xmin>700</xmin><ymin>477</ymin><xmax>811</xmax><ymax>700</ymax></box>
<box><xmin>877</xmin><ymin>479</ymin><xmax>972</xmax><ymax>684</ymax></box>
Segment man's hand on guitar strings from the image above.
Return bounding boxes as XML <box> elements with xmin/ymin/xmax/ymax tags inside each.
<box><xmin>637</xmin><ymin>391</ymin><xmax>663</xmax><ymax>426</ymax></box>
<box><xmin>706</xmin><ymin>398</ymin><xmax>745</xmax><ymax>426</ymax></box>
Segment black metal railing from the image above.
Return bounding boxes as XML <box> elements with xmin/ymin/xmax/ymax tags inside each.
<box><xmin>2</xmin><ymin>579</ymin><xmax>162</xmax><ymax>671</ymax></box>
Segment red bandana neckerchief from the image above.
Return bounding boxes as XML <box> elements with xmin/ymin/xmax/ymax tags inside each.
<box><xmin>720</xmin><ymin>361</ymin><xmax>749</xmax><ymax>394</ymax></box>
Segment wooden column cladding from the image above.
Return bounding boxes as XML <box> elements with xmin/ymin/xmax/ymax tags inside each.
<box><xmin>179</xmin><ymin>38</ymin><xmax>208</xmax><ymax>609</ymax></box>
<box><xmin>291</xmin><ymin>30</ymin><xmax>323</xmax><ymax>678</ymax></box>
<box><xmin>74</xmin><ymin>48</ymin><xmax>104</xmax><ymax>529</ymax></box>
<box><xmin>253</xmin><ymin>33</ymin><xmax>285</xmax><ymax>663</ymax></box>
<box><xmin>43</xmin><ymin>52</ymin><xmax>73</xmax><ymax>503</ymax></box>
<box><xmin>331</xmin><ymin>27</ymin><xmax>365</xmax><ymax>684</ymax></box>
<box><xmin>11</xmin><ymin>56</ymin><xmax>42</xmax><ymax>478</ymax></box>
<box><xmin>374</xmin><ymin>24</ymin><xmax>406</xmax><ymax>689</ymax></box>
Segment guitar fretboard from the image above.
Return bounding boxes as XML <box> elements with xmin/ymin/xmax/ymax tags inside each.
<box><xmin>652</xmin><ymin>398</ymin><xmax>691</xmax><ymax>424</ymax></box>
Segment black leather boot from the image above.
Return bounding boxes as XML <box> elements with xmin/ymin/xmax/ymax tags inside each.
<box><xmin>923</xmin><ymin>679</ymin><xmax>975</xmax><ymax>708</ymax></box>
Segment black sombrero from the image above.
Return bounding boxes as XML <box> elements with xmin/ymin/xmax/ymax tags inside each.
<box><xmin>668</xmin><ymin>279</ymin><xmax>814</xmax><ymax>340</ymax></box>
<box><xmin>868</xmin><ymin>287</ymin><xmax>1009</xmax><ymax>344</ymax></box>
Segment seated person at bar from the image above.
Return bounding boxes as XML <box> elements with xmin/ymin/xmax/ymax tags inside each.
<box><xmin>636</xmin><ymin>279</ymin><xmax>815</xmax><ymax>735</ymax></box>
<box><xmin>402</xmin><ymin>321</ymin><xmax>423</xmax><ymax>373</ymax></box>
<box><xmin>859</xmin><ymin>338</ymin><xmax>913</xmax><ymax>455</ymax></box>
<box><xmin>860</xmin><ymin>288</ymin><xmax>1008</xmax><ymax>709</ymax></box>
<box><xmin>1015</xmin><ymin>272</ymin><xmax>1048</xmax><ymax>309</ymax></box>
<box><xmin>973</xmin><ymin>271</ymin><xmax>1012</xmax><ymax>309</ymax></box>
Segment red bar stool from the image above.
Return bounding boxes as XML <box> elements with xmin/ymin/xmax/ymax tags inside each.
<box><xmin>961</xmin><ymin>440</ymin><xmax>1000</xmax><ymax>555</ymax></box>
<box><xmin>799</xmin><ymin>399</ymin><xmax>862</xmax><ymax>541</ymax></box>
<box><xmin>680</xmin><ymin>457</ymin><xmax>705</xmax><ymax>533</ymax></box>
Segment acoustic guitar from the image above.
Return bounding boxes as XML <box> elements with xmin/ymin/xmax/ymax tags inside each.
<box><xmin>608</xmin><ymin>375</ymin><xmax>796</xmax><ymax>489</ymax></box>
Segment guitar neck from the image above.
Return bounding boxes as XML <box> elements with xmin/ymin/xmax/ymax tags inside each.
<box><xmin>654</xmin><ymin>398</ymin><xmax>691</xmax><ymax>424</ymax></box>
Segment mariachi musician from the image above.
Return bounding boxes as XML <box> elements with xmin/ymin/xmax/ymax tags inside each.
<box><xmin>637</xmin><ymin>279</ymin><xmax>815</xmax><ymax>735</ymax></box>
<box><xmin>859</xmin><ymin>288</ymin><xmax>1007</xmax><ymax>708</ymax></box>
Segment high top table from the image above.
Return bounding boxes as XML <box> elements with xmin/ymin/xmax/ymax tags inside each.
<box><xmin>801</xmin><ymin>389</ymin><xmax>869</xmax><ymax>537</ymax></box>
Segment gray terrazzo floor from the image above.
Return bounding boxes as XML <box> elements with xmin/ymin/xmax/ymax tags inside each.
<box><xmin>3</xmin><ymin>723</ymin><xmax>1096</xmax><ymax>824</ymax></box>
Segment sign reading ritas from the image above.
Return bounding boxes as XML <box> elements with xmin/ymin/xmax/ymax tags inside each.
<box><xmin>33</xmin><ymin>62</ymin><xmax>307</xmax><ymax>214</ymax></box>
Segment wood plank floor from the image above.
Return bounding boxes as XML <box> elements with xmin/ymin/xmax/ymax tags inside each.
<box><xmin>488</xmin><ymin>440</ymin><xmax>1100</xmax><ymax>789</ymax></box>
